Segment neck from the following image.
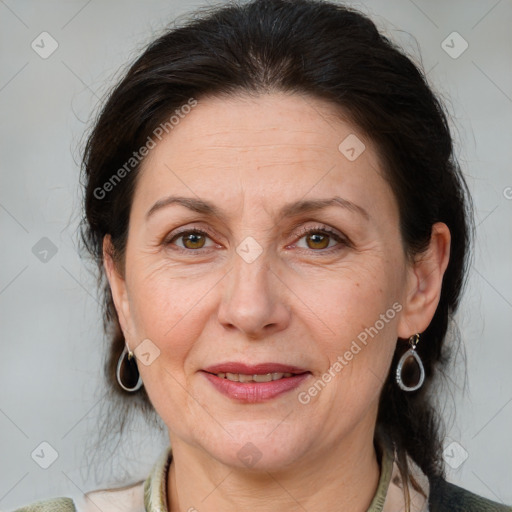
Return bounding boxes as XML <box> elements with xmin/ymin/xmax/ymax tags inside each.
<box><xmin>167</xmin><ymin>428</ymin><xmax>381</xmax><ymax>512</ymax></box>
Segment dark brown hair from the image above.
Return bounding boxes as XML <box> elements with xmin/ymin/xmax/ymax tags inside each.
<box><xmin>80</xmin><ymin>0</ymin><xmax>472</xmax><ymax>487</ymax></box>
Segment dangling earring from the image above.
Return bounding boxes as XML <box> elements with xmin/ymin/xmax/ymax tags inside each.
<box><xmin>116</xmin><ymin>344</ymin><xmax>143</xmax><ymax>392</ymax></box>
<box><xmin>395</xmin><ymin>333</ymin><xmax>425</xmax><ymax>392</ymax></box>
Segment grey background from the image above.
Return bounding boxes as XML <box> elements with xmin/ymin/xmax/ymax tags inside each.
<box><xmin>1</xmin><ymin>0</ymin><xmax>511</xmax><ymax>509</ymax></box>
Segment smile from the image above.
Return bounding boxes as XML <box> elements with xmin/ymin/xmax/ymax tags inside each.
<box><xmin>212</xmin><ymin>372</ymin><xmax>295</xmax><ymax>382</ymax></box>
<box><xmin>201</xmin><ymin>369</ymin><xmax>311</xmax><ymax>403</ymax></box>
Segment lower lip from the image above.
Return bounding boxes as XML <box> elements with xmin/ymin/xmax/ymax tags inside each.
<box><xmin>201</xmin><ymin>371</ymin><xmax>311</xmax><ymax>403</ymax></box>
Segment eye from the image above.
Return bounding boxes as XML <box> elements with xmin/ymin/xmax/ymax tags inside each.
<box><xmin>165</xmin><ymin>228</ymin><xmax>218</xmax><ymax>251</ymax></box>
<box><xmin>164</xmin><ymin>224</ymin><xmax>349</xmax><ymax>254</ymax></box>
<box><xmin>293</xmin><ymin>225</ymin><xmax>348</xmax><ymax>252</ymax></box>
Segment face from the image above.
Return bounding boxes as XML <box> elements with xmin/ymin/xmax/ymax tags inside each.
<box><xmin>105</xmin><ymin>92</ymin><xmax>440</xmax><ymax>472</ymax></box>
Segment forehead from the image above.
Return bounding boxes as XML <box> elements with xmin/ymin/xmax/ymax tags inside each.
<box><xmin>133</xmin><ymin>92</ymin><xmax>394</xmax><ymax>220</ymax></box>
<box><xmin>144</xmin><ymin>92</ymin><xmax>368</xmax><ymax>157</ymax></box>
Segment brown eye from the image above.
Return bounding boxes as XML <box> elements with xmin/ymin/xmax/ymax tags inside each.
<box><xmin>294</xmin><ymin>226</ymin><xmax>347</xmax><ymax>253</ymax></box>
<box><xmin>305</xmin><ymin>232</ymin><xmax>331</xmax><ymax>250</ymax></box>
<box><xmin>181</xmin><ymin>232</ymin><xmax>206</xmax><ymax>249</ymax></box>
<box><xmin>166</xmin><ymin>229</ymin><xmax>215</xmax><ymax>251</ymax></box>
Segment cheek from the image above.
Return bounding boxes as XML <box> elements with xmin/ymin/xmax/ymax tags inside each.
<box><xmin>128</xmin><ymin>260</ymin><xmax>213</xmax><ymax>338</ymax></box>
<box><xmin>299</xmin><ymin>258</ymin><xmax>401</xmax><ymax>394</ymax></box>
<box><xmin>125</xmin><ymin>268</ymin><xmax>213</xmax><ymax>429</ymax></box>
<box><xmin>300</xmin><ymin>256</ymin><xmax>400</xmax><ymax>341</ymax></box>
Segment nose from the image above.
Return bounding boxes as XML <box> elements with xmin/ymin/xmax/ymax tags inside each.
<box><xmin>217</xmin><ymin>250</ymin><xmax>291</xmax><ymax>340</ymax></box>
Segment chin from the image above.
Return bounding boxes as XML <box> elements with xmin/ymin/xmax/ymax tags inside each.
<box><xmin>200</xmin><ymin>424</ymin><xmax>312</xmax><ymax>472</ymax></box>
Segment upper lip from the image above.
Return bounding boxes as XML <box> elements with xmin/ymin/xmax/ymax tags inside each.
<box><xmin>202</xmin><ymin>362</ymin><xmax>310</xmax><ymax>375</ymax></box>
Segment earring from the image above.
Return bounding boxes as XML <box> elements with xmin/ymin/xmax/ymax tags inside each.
<box><xmin>395</xmin><ymin>333</ymin><xmax>425</xmax><ymax>392</ymax></box>
<box><xmin>116</xmin><ymin>344</ymin><xmax>143</xmax><ymax>392</ymax></box>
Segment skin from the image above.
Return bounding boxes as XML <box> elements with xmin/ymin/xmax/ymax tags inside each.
<box><xmin>104</xmin><ymin>92</ymin><xmax>451</xmax><ymax>512</ymax></box>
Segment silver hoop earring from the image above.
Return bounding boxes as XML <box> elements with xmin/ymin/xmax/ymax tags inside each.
<box><xmin>395</xmin><ymin>333</ymin><xmax>425</xmax><ymax>392</ymax></box>
<box><xmin>116</xmin><ymin>345</ymin><xmax>143</xmax><ymax>392</ymax></box>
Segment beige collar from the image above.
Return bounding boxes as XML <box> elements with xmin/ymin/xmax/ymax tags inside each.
<box><xmin>379</xmin><ymin>448</ymin><xmax>430</xmax><ymax>512</ymax></box>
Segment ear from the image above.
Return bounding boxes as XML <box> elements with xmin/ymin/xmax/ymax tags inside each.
<box><xmin>102</xmin><ymin>235</ymin><xmax>133</xmax><ymax>339</ymax></box>
<box><xmin>397</xmin><ymin>222</ymin><xmax>451</xmax><ymax>339</ymax></box>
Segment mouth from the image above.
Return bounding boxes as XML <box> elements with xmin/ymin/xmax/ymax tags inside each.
<box><xmin>200</xmin><ymin>362</ymin><xmax>311</xmax><ymax>403</ymax></box>
<box><xmin>207</xmin><ymin>371</ymin><xmax>298</xmax><ymax>383</ymax></box>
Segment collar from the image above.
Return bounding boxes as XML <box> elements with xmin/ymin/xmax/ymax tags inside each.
<box><xmin>143</xmin><ymin>441</ymin><xmax>430</xmax><ymax>512</ymax></box>
<box><xmin>374</xmin><ymin>441</ymin><xmax>430</xmax><ymax>512</ymax></box>
<box><xmin>143</xmin><ymin>445</ymin><xmax>172</xmax><ymax>512</ymax></box>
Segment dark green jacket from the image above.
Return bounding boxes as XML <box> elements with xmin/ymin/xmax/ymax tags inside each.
<box><xmin>429</xmin><ymin>477</ymin><xmax>511</xmax><ymax>511</ymax></box>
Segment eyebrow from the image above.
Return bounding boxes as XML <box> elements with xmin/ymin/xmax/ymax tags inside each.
<box><xmin>145</xmin><ymin>194</ymin><xmax>370</xmax><ymax>222</ymax></box>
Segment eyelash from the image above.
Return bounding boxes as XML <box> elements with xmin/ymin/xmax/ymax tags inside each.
<box><xmin>164</xmin><ymin>224</ymin><xmax>349</xmax><ymax>255</ymax></box>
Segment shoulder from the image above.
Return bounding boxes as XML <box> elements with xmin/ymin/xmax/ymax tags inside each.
<box><xmin>10</xmin><ymin>444</ymin><xmax>172</xmax><ymax>512</ymax></box>
<box><xmin>10</xmin><ymin>481</ymin><xmax>145</xmax><ymax>512</ymax></box>
<box><xmin>10</xmin><ymin>497</ymin><xmax>76</xmax><ymax>512</ymax></box>
<box><xmin>429</xmin><ymin>477</ymin><xmax>512</xmax><ymax>512</ymax></box>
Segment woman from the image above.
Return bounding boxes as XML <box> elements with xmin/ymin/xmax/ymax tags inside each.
<box><xmin>12</xmin><ymin>0</ymin><xmax>511</xmax><ymax>510</ymax></box>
